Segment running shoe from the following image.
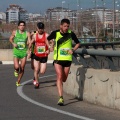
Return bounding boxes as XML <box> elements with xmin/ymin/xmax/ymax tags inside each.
<box><xmin>34</xmin><ymin>82</ymin><xmax>39</xmax><ymax>89</ymax></box>
<box><xmin>14</xmin><ymin>70</ymin><xmax>18</xmax><ymax>77</ymax></box>
<box><xmin>16</xmin><ymin>81</ymin><xmax>21</xmax><ymax>87</ymax></box>
<box><xmin>33</xmin><ymin>80</ymin><xmax>36</xmax><ymax>85</ymax></box>
<box><xmin>57</xmin><ymin>97</ymin><xmax>64</xmax><ymax>106</ymax></box>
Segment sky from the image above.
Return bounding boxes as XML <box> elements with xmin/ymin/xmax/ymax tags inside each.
<box><xmin>0</xmin><ymin>0</ymin><xmax>118</xmax><ymax>14</ymax></box>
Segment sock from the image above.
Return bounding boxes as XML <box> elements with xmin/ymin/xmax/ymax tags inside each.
<box><xmin>60</xmin><ymin>96</ymin><xmax>63</xmax><ymax>99</ymax></box>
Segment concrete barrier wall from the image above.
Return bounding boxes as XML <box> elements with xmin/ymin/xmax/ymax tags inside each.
<box><xmin>63</xmin><ymin>63</ymin><xmax>120</xmax><ymax>110</ymax></box>
<box><xmin>0</xmin><ymin>49</ymin><xmax>13</xmax><ymax>61</ymax></box>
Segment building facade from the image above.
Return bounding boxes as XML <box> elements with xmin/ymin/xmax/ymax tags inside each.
<box><xmin>46</xmin><ymin>7</ymin><xmax>76</xmax><ymax>22</ymax></box>
<box><xmin>6</xmin><ymin>4</ymin><xmax>27</xmax><ymax>23</ymax></box>
<box><xmin>0</xmin><ymin>12</ymin><xmax>6</xmax><ymax>20</ymax></box>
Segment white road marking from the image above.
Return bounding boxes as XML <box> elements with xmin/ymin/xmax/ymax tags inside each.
<box><xmin>17</xmin><ymin>74</ymin><xmax>95</xmax><ymax>120</ymax></box>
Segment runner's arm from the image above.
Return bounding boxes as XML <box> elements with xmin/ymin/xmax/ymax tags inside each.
<box><xmin>47</xmin><ymin>31</ymin><xmax>56</xmax><ymax>50</ymax></box>
<box><xmin>68</xmin><ymin>32</ymin><xmax>80</xmax><ymax>54</ymax></box>
<box><xmin>71</xmin><ymin>32</ymin><xmax>80</xmax><ymax>52</ymax></box>
<box><xmin>31</xmin><ymin>34</ymin><xmax>35</xmax><ymax>44</ymax></box>
<box><xmin>27</xmin><ymin>32</ymin><xmax>31</xmax><ymax>43</ymax></box>
<box><xmin>45</xmin><ymin>33</ymin><xmax>51</xmax><ymax>54</ymax></box>
<box><xmin>45</xmin><ymin>34</ymin><xmax>51</xmax><ymax>49</ymax></box>
<box><xmin>9</xmin><ymin>30</ymin><xmax>17</xmax><ymax>47</ymax></box>
<box><xmin>28</xmin><ymin>34</ymin><xmax>35</xmax><ymax>52</ymax></box>
<box><xmin>27</xmin><ymin>32</ymin><xmax>32</xmax><ymax>58</ymax></box>
<box><xmin>30</xmin><ymin>31</ymin><xmax>35</xmax><ymax>39</ymax></box>
<box><xmin>72</xmin><ymin>43</ymin><xmax>80</xmax><ymax>52</ymax></box>
<box><xmin>27</xmin><ymin>32</ymin><xmax>32</xmax><ymax>49</ymax></box>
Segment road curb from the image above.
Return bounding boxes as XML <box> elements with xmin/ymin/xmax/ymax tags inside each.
<box><xmin>0</xmin><ymin>60</ymin><xmax>53</xmax><ymax>65</ymax></box>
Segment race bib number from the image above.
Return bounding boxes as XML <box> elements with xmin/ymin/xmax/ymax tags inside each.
<box><xmin>37</xmin><ymin>46</ymin><xmax>45</xmax><ymax>53</ymax></box>
<box><xmin>17</xmin><ymin>42</ymin><xmax>25</xmax><ymax>50</ymax></box>
<box><xmin>60</xmin><ymin>48</ymin><xmax>70</xmax><ymax>56</ymax></box>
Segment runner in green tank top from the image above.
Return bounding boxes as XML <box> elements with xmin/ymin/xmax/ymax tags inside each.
<box><xmin>9</xmin><ymin>21</ymin><xmax>31</xmax><ymax>86</ymax></box>
<box><xmin>13</xmin><ymin>29</ymin><xmax>28</xmax><ymax>58</ymax></box>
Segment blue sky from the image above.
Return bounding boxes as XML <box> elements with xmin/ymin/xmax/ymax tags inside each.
<box><xmin>0</xmin><ymin>0</ymin><xmax>117</xmax><ymax>14</ymax></box>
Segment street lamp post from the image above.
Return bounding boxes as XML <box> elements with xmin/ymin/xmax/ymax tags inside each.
<box><xmin>76</xmin><ymin>0</ymin><xmax>82</xmax><ymax>37</ymax></box>
<box><xmin>49</xmin><ymin>11</ymin><xmax>51</xmax><ymax>34</ymax></box>
<box><xmin>101</xmin><ymin>0</ymin><xmax>105</xmax><ymax>37</ymax></box>
<box><xmin>76</xmin><ymin>0</ymin><xmax>80</xmax><ymax>34</ymax></box>
<box><xmin>117</xmin><ymin>4</ymin><xmax>120</xmax><ymax>38</ymax></box>
<box><xmin>95</xmin><ymin>0</ymin><xmax>98</xmax><ymax>38</ymax></box>
<box><xmin>93</xmin><ymin>0</ymin><xmax>98</xmax><ymax>38</ymax></box>
<box><xmin>62</xmin><ymin>1</ymin><xmax>65</xmax><ymax>19</ymax></box>
<box><xmin>113</xmin><ymin>0</ymin><xmax>115</xmax><ymax>38</ymax></box>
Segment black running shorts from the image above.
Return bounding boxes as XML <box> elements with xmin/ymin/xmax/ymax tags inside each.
<box><xmin>54</xmin><ymin>60</ymin><xmax>72</xmax><ymax>67</ymax></box>
<box><xmin>31</xmin><ymin>53</ymin><xmax>35</xmax><ymax>59</ymax></box>
<box><xmin>33</xmin><ymin>55</ymin><xmax>48</xmax><ymax>63</ymax></box>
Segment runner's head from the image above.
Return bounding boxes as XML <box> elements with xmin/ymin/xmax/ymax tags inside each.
<box><xmin>37</xmin><ymin>22</ymin><xmax>44</xmax><ymax>34</ymax></box>
<box><xmin>18</xmin><ymin>21</ymin><xmax>26</xmax><ymax>31</ymax></box>
<box><xmin>60</xmin><ymin>19</ymin><xmax>70</xmax><ymax>33</ymax></box>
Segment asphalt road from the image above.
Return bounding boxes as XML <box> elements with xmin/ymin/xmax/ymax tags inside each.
<box><xmin>0</xmin><ymin>63</ymin><xmax>120</xmax><ymax>120</ymax></box>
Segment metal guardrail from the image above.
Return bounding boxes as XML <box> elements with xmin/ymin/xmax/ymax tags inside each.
<box><xmin>73</xmin><ymin>41</ymin><xmax>120</xmax><ymax>50</ymax></box>
<box><xmin>73</xmin><ymin>41</ymin><xmax>120</xmax><ymax>71</ymax></box>
<box><xmin>75</xmin><ymin>49</ymin><xmax>120</xmax><ymax>57</ymax></box>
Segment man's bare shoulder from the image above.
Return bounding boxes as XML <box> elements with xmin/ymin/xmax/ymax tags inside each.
<box><xmin>27</xmin><ymin>31</ymin><xmax>30</xmax><ymax>35</ymax></box>
<box><xmin>45</xmin><ymin>32</ymin><xmax>49</xmax><ymax>37</ymax></box>
<box><xmin>11</xmin><ymin>30</ymin><xmax>16</xmax><ymax>36</ymax></box>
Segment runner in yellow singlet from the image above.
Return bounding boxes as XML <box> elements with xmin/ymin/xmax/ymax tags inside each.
<box><xmin>47</xmin><ymin>19</ymin><xmax>80</xmax><ymax>105</ymax></box>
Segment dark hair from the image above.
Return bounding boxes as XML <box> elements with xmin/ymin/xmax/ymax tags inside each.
<box><xmin>61</xmin><ymin>18</ymin><xmax>70</xmax><ymax>25</ymax></box>
<box><xmin>18</xmin><ymin>21</ymin><xmax>26</xmax><ymax>26</ymax></box>
<box><xmin>37</xmin><ymin>22</ymin><xmax>44</xmax><ymax>29</ymax></box>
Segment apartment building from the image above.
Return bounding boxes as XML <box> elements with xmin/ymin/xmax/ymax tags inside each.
<box><xmin>0</xmin><ymin>12</ymin><xmax>6</xmax><ymax>20</ymax></box>
<box><xmin>6</xmin><ymin>4</ymin><xmax>27</xmax><ymax>23</ymax></box>
<box><xmin>46</xmin><ymin>7</ymin><xmax>76</xmax><ymax>22</ymax></box>
<box><xmin>81</xmin><ymin>8</ymin><xmax>120</xmax><ymax>29</ymax></box>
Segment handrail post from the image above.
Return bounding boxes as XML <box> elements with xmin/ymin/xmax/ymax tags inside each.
<box><xmin>90</xmin><ymin>55</ymin><xmax>100</xmax><ymax>69</ymax></box>
<box><xmin>106</xmin><ymin>56</ymin><xmax>117</xmax><ymax>71</ymax></box>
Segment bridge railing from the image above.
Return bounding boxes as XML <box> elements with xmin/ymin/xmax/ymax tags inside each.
<box><xmin>0</xmin><ymin>37</ymin><xmax>118</xmax><ymax>49</ymax></box>
<box><xmin>73</xmin><ymin>41</ymin><xmax>120</xmax><ymax>71</ymax></box>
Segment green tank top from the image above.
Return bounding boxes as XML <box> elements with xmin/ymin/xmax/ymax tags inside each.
<box><xmin>54</xmin><ymin>30</ymin><xmax>72</xmax><ymax>61</ymax></box>
<box><xmin>13</xmin><ymin>30</ymin><xmax>27</xmax><ymax>51</ymax></box>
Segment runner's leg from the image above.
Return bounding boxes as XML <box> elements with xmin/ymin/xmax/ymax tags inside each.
<box><xmin>62</xmin><ymin>67</ymin><xmax>70</xmax><ymax>82</ymax></box>
<box><xmin>40</xmin><ymin>63</ymin><xmax>47</xmax><ymax>74</ymax></box>
<box><xmin>33</xmin><ymin>59</ymin><xmax>40</xmax><ymax>83</ymax></box>
<box><xmin>14</xmin><ymin>57</ymin><xmax>19</xmax><ymax>73</ymax></box>
<box><xmin>31</xmin><ymin>58</ymin><xmax>34</xmax><ymax>70</ymax></box>
<box><xmin>17</xmin><ymin>57</ymin><xmax>27</xmax><ymax>83</ymax></box>
<box><xmin>31</xmin><ymin>58</ymin><xmax>36</xmax><ymax>82</ymax></box>
<box><xmin>54</xmin><ymin>63</ymin><xmax>63</xmax><ymax>97</ymax></box>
